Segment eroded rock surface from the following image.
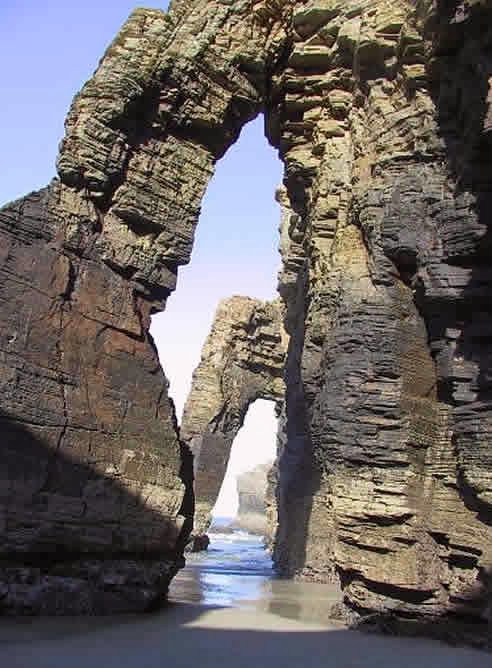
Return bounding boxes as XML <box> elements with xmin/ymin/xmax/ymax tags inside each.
<box><xmin>0</xmin><ymin>185</ymin><xmax>192</xmax><ymax>614</ymax></box>
<box><xmin>2</xmin><ymin>0</ymin><xmax>492</xmax><ymax>622</ymax></box>
<box><xmin>0</xmin><ymin>0</ymin><xmax>289</xmax><ymax>614</ymax></box>
<box><xmin>235</xmin><ymin>462</ymin><xmax>273</xmax><ymax>537</ymax></box>
<box><xmin>271</xmin><ymin>0</ymin><xmax>492</xmax><ymax>624</ymax></box>
<box><xmin>181</xmin><ymin>296</ymin><xmax>286</xmax><ymax>533</ymax></box>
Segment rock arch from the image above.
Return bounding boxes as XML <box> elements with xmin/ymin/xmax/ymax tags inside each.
<box><xmin>181</xmin><ymin>296</ymin><xmax>287</xmax><ymax>534</ymax></box>
<box><xmin>0</xmin><ymin>0</ymin><xmax>491</xmax><ymax>621</ymax></box>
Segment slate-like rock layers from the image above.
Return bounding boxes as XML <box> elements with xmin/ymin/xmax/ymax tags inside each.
<box><xmin>272</xmin><ymin>0</ymin><xmax>492</xmax><ymax>623</ymax></box>
<box><xmin>1</xmin><ymin>0</ymin><xmax>492</xmax><ymax>621</ymax></box>
<box><xmin>0</xmin><ymin>186</ymin><xmax>192</xmax><ymax>614</ymax></box>
<box><xmin>181</xmin><ymin>296</ymin><xmax>286</xmax><ymax>533</ymax></box>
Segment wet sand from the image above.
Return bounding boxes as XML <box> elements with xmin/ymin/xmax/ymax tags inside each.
<box><xmin>0</xmin><ymin>602</ymin><xmax>489</xmax><ymax>668</ymax></box>
<box><xmin>0</xmin><ymin>534</ymin><xmax>489</xmax><ymax>666</ymax></box>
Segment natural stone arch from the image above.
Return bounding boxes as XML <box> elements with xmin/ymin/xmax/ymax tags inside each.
<box><xmin>181</xmin><ymin>296</ymin><xmax>287</xmax><ymax>534</ymax></box>
<box><xmin>55</xmin><ymin>3</ymin><xmax>291</xmax><ymax>296</ymax></box>
<box><xmin>0</xmin><ymin>2</ymin><xmax>291</xmax><ymax>614</ymax></box>
<box><xmin>1</xmin><ymin>0</ymin><xmax>492</xmax><ymax>622</ymax></box>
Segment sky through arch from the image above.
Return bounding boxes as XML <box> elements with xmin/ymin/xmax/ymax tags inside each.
<box><xmin>213</xmin><ymin>399</ymin><xmax>277</xmax><ymax>518</ymax></box>
<box><xmin>152</xmin><ymin>115</ymin><xmax>283</xmax><ymax>517</ymax></box>
<box><xmin>152</xmin><ymin>116</ymin><xmax>283</xmax><ymax>416</ymax></box>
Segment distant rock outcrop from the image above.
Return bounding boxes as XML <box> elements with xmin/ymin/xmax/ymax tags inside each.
<box><xmin>181</xmin><ymin>296</ymin><xmax>287</xmax><ymax>535</ymax></box>
<box><xmin>235</xmin><ymin>462</ymin><xmax>273</xmax><ymax>537</ymax></box>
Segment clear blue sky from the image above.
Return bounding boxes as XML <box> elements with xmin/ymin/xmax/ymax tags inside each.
<box><xmin>1</xmin><ymin>1</ymin><xmax>170</xmax><ymax>204</ymax></box>
<box><xmin>1</xmin><ymin>1</ymin><xmax>282</xmax><ymax>516</ymax></box>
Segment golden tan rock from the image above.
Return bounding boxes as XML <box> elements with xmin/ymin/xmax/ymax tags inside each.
<box><xmin>1</xmin><ymin>0</ymin><xmax>492</xmax><ymax>625</ymax></box>
<box><xmin>181</xmin><ymin>297</ymin><xmax>287</xmax><ymax>534</ymax></box>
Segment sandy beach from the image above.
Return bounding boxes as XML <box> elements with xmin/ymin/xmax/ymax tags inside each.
<box><xmin>1</xmin><ymin>535</ymin><xmax>489</xmax><ymax>667</ymax></box>
<box><xmin>0</xmin><ymin>602</ymin><xmax>489</xmax><ymax>668</ymax></box>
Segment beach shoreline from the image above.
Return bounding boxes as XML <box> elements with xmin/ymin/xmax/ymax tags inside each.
<box><xmin>0</xmin><ymin>601</ymin><xmax>490</xmax><ymax>667</ymax></box>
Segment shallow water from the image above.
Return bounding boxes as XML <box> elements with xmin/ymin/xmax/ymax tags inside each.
<box><xmin>1</xmin><ymin>532</ymin><xmax>489</xmax><ymax>667</ymax></box>
<box><xmin>170</xmin><ymin>531</ymin><xmax>343</xmax><ymax>625</ymax></box>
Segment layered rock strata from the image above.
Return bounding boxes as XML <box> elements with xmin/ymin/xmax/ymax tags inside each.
<box><xmin>272</xmin><ymin>0</ymin><xmax>492</xmax><ymax>624</ymax></box>
<box><xmin>236</xmin><ymin>462</ymin><xmax>273</xmax><ymax>536</ymax></box>
<box><xmin>0</xmin><ymin>186</ymin><xmax>192</xmax><ymax>614</ymax></box>
<box><xmin>181</xmin><ymin>297</ymin><xmax>286</xmax><ymax>533</ymax></box>
<box><xmin>1</xmin><ymin>0</ymin><xmax>492</xmax><ymax>623</ymax></box>
<box><xmin>0</xmin><ymin>0</ymin><xmax>291</xmax><ymax>614</ymax></box>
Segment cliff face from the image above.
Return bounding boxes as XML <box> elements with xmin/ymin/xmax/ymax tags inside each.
<box><xmin>1</xmin><ymin>0</ymin><xmax>492</xmax><ymax>621</ymax></box>
<box><xmin>236</xmin><ymin>462</ymin><xmax>273</xmax><ymax>536</ymax></box>
<box><xmin>0</xmin><ymin>186</ymin><xmax>192</xmax><ymax>614</ymax></box>
<box><xmin>272</xmin><ymin>0</ymin><xmax>492</xmax><ymax>622</ymax></box>
<box><xmin>0</xmin><ymin>1</ymin><xmax>288</xmax><ymax>614</ymax></box>
<box><xmin>181</xmin><ymin>297</ymin><xmax>286</xmax><ymax>533</ymax></box>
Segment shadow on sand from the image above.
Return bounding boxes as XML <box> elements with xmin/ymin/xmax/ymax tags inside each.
<box><xmin>0</xmin><ymin>600</ymin><xmax>489</xmax><ymax>668</ymax></box>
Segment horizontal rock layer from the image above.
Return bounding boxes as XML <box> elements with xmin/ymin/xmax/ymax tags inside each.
<box><xmin>0</xmin><ymin>0</ymin><xmax>288</xmax><ymax>613</ymax></box>
<box><xmin>1</xmin><ymin>0</ymin><xmax>492</xmax><ymax>621</ymax></box>
<box><xmin>181</xmin><ymin>296</ymin><xmax>286</xmax><ymax>533</ymax></box>
<box><xmin>0</xmin><ymin>185</ymin><xmax>191</xmax><ymax>613</ymax></box>
<box><xmin>272</xmin><ymin>0</ymin><xmax>492</xmax><ymax>623</ymax></box>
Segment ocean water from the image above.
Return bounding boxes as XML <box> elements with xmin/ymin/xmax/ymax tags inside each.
<box><xmin>169</xmin><ymin>531</ymin><xmax>343</xmax><ymax>625</ymax></box>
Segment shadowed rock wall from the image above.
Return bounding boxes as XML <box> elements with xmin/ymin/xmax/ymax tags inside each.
<box><xmin>0</xmin><ymin>1</ymin><xmax>290</xmax><ymax>613</ymax></box>
<box><xmin>181</xmin><ymin>297</ymin><xmax>286</xmax><ymax>533</ymax></box>
<box><xmin>1</xmin><ymin>0</ymin><xmax>492</xmax><ymax>621</ymax></box>
<box><xmin>0</xmin><ymin>186</ymin><xmax>192</xmax><ymax>613</ymax></box>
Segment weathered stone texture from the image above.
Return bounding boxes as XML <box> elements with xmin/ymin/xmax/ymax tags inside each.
<box><xmin>238</xmin><ymin>462</ymin><xmax>271</xmax><ymax>516</ymax></box>
<box><xmin>235</xmin><ymin>462</ymin><xmax>273</xmax><ymax>536</ymax></box>
<box><xmin>181</xmin><ymin>296</ymin><xmax>287</xmax><ymax>533</ymax></box>
<box><xmin>2</xmin><ymin>0</ymin><xmax>492</xmax><ymax>622</ymax></box>
<box><xmin>0</xmin><ymin>0</ymin><xmax>291</xmax><ymax>614</ymax></box>
<box><xmin>271</xmin><ymin>0</ymin><xmax>492</xmax><ymax>623</ymax></box>
<box><xmin>0</xmin><ymin>185</ymin><xmax>191</xmax><ymax>613</ymax></box>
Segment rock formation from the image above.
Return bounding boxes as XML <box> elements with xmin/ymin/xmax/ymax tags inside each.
<box><xmin>238</xmin><ymin>462</ymin><xmax>272</xmax><ymax>516</ymax></box>
<box><xmin>235</xmin><ymin>462</ymin><xmax>273</xmax><ymax>536</ymax></box>
<box><xmin>0</xmin><ymin>186</ymin><xmax>193</xmax><ymax>614</ymax></box>
<box><xmin>1</xmin><ymin>0</ymin><xmax>492</xmax><ymax>623</ymax></box>
<box><xmin>272</xmin><ymin>0</ymin><xmax>492</xmax><ymax>625</ymax></box>
<box><xmin>181</xmin><ymin>296</ymin><xmax>286</xmax><ymax>534</ymax></box>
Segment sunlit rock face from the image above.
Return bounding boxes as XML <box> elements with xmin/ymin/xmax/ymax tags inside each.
<box><xmin>1</xmin><ymin>0</ymin><xmax>492</xmax><ymax>620</ymax></box>
<box><xmin>181</xmin><ymin>296</ymin><xmax>287</xmax><ymax>535</ymax></box>
<box><xmin>271</xmin><ymin>0</ymin><xmax>492</xmax><ymax>621</ymax></box>
<box><xmin>236</xmin><ymin>462</ymin><xmax>273</xmax><ymax>537</ymax></box>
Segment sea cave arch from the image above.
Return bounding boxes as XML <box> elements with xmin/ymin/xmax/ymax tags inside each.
<box><xmin>1</xmin><ymin>0</ymin><xmax>492</xmax><ymax>621</ymax></box>
<box><xmin>0</xmin><ymin>3</ymin><xmax>296</xmax><ymax>614</ymax></box>
<box><xmin>213</xmin><ymin>398</ymin><xmax>278</xmax><ymax>525</ymax></box>
<box><xmin>181</xmin><ymin>296</ymin><xmax>287</xmax><ymax>535</ymax></box>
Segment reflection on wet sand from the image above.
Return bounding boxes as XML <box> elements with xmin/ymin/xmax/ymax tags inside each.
<box><xmin>257</xmin><ymin>579</ymin><xmax>343</xmax><ymax>626</ymax></box>
<box><xmin>1</xmin><ymin>532</ymin><xmax>489</xmax><ymax>667</ymax></box>
<box><xmin>170</xmin><ymin>532</ymin><xmax>342</xmax><ymax>626</ymax></box>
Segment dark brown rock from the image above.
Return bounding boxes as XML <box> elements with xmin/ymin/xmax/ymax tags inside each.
<box><xmin>1</xmin><ymin>0</ymin><xmax>492</xmax><ymax>625</ymax></box>
<box><xmin>0</xmin><ymin>184</ymin><xmax>192</xmax><ymax>613</ymax></box>
<box><xmin>185</xmin><ymin>534</ymin><xmax>210</xmax><ymax>553</ymax></box>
